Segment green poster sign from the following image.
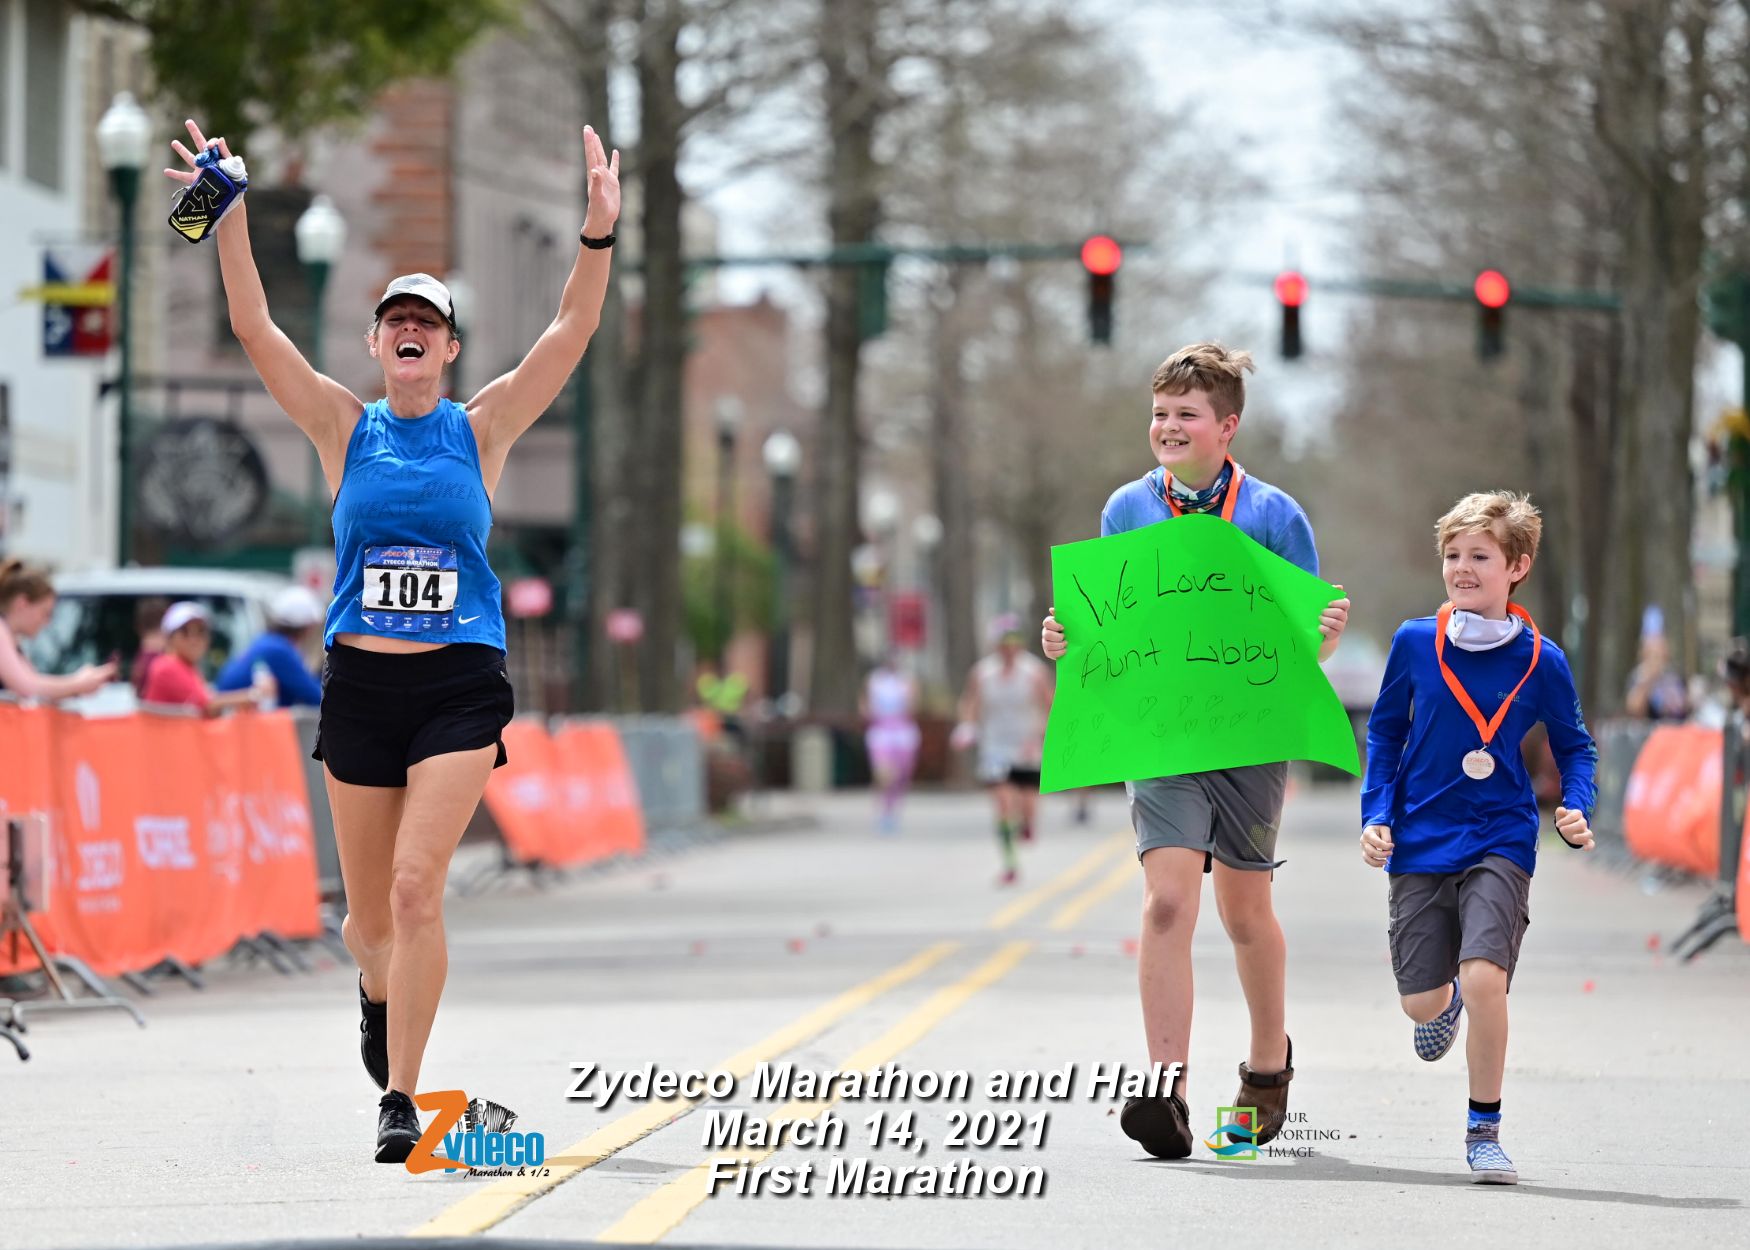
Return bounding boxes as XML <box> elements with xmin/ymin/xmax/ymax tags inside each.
<box><xmin>1040</xmin><ymin>514</ymin><xmax>1360</xmax><ymax>792</ymax></box>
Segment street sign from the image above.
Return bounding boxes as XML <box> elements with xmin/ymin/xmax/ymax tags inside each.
<box><xmin>890</xmin><ymin>591</ymin><xmax>926</xmax><ymax>650</ymax></box>
<box><xmin>606</xmin><ymin>608</ymin><xmax>644</xmax><ymax>643</ymax></box>
<box><xmin>37</xmin><ymin>248</ymin><xmax>115</xmax><ymax>358</ymax></box>
<box><xmin>507</xmin><ymin>577</ymin><xmax>554</xmax><ymax>618</ymax></box>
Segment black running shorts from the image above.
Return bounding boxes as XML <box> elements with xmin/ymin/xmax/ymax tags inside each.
<box><xmin>313</xmin><ymin>642</ymin><xmax>514</xmax><ymax>788</ymax></box>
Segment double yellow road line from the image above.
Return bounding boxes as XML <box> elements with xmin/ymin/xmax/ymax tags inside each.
<box><xmin>413</xmin><ymin>831</ymin><xmax>1134</xmax><ymax>1241</ymax></box>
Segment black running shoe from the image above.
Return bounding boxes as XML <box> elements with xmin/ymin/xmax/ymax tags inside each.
<box><xmin>1120</xmin><ymin>1092</ymin><xmax>1194</xmax><ymax>1159</ymax></box>
<box><xmin>375</xmin><ymin>1091</ymin><xmax>421</xmax><ymax>1163</ymax></box>
<box><xmin>359</xmin><ymin>975</ymin><xmax>388</xmax><ymax>1091</ymax></box>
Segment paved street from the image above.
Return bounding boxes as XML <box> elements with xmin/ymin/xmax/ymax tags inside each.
<box><xmin>3</xmin><ymin>780</ymin><xmax>1746</xmax><ymax>1250</ymax></box>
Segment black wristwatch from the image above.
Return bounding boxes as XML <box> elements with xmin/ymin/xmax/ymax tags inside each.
<box><xmin>580</xmin><ymin>231</ymin><xmax>616</xmax><ymax>250</ymax></box>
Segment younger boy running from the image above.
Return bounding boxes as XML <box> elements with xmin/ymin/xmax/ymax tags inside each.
<box><xmin>1361</xmin><ymin>491</ymin><xmax>1596</xmax><ymax>1184</ymax></box>
<box><xmin>1042</xmin><ymin>343</ymin><xmax>1349</xmax><ymax>1158</ymax></box>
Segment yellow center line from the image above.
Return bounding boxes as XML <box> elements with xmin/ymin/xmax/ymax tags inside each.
<box><xmin>411</xmin><ymin>941</ymin><xmax>956</xmax><ymax>1237</ymax></box>
<box><xmin>596</xmin><ymin>939</ymin><xmax>1035</xmax><ymax>1245</ymax></box>
<box><xmin>986</xmin><ymin>831</ymin><xmax>1129</xmax><ymax>930</ymax></box>
<box><xmin>1047</xmin><ymin>859</ymin><xmax>1137</xmax><ymax>931</ymax></box>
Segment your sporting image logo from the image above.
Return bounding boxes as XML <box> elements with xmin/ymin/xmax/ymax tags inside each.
<box><xmin>1204</xmin><ymin>1106</ymin><xmax>1259</xmax><ymax>1160</ymax></box>
<box><xmin>405</xmin><ymin>1092</ymin><xmax>549</xmax><ymax>1178</ymax></box>
<box><xmin>1205</xmin><ymin>1106</ymin><xmax>1345</xmax><ymax>1160</ymax></box>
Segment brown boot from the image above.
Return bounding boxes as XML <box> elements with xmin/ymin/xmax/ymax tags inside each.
<box><xmin>1120</xmin><ymin>1090</ymin><xmax>1194</xmax><ymax>1159</ymax></box>
<box><xmin>1235</xmin><ymin>1036</ymin><xmax>1293</xmax><ymax>1145</ymax></box>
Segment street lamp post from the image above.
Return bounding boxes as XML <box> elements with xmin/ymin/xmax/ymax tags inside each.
<box><xmin>714</xmin><ymin>396</ymin><xmax>744</xmax><ymax>667</ymax></box>
<box><xmin>762</xmin><ymin>429</ymin><xmax>801</xmax><ymax>704</ymax></box>
<box><xmin>912</xmin><ymin>512</ymin><xmax>943</xmax><ymax>685</ymax></box>
<box><xmin>294</xmin><ymin>194</ymin><xmax>346</xmax><ymax>548</ymax></box>
<box><xmin>96</xmin><ymin>92</ymin><xmax>150</xmax><ymax>566</ymax></box>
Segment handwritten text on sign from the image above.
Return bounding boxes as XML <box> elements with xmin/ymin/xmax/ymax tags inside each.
<box><xmin>1039</xmin><ymin>514</ymin><xmax>1359</xmax><ymax>792</ymax></box>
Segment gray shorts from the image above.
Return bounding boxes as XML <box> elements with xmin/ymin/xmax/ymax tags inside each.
<box><xmin>1387</xmin><ymin>855</ymin><xmax>1531</xmax><ymax>995</ymax></box>
<box><xmin>1125</xmin><ymin>763</ymin><xmax>1288</xmax><ymax>873</ymax></box>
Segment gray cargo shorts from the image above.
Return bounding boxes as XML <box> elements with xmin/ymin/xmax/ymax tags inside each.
<box><xmin>1387</xmin><ymin>854</ymin><xmax>1532</xmax><ymax>995</ymax></box>
<box><xmin>1125</xmin><ymin>763</ymin><xmax>1289</xmax><ymax>873</ymax></box>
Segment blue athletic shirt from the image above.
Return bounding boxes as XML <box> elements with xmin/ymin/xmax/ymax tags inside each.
<box><xmin>1363</xmin><ymin>616</ymin><xmax>1597</xmax><ymax>877</ymax></box>
<box><xmin>1100</xmin><ymin>464</ymin><xmax>1321</xmax><ymax>576</ymax></box>
<box><xmin>325</xmin><ymin>398</ymin><xmax>505</xmax><ymax>650</ymax></box>
<box><xmin>214</xmin><ymin>632</ymin><xmax>323</xmax><ymax>707</ymax></box>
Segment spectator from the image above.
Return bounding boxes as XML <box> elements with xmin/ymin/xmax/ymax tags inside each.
<box><xmin>130</xmin><ymin>595</ymin><xmax>171</xmax><ymax>693</ymax></box>
<box><xmin>0</xmin><ymin>559</ymin><xmax>115</xmax><ymax>699</ymax></box>
<box><xmin>215</xmin><ymin>586</ymin><xmax>325</xmax><ymax>708</ymax></box>
<box><xmin>140</xmin><ymin>601</ymin><xmax>272</xmax><ymax>715</ymax></box>
<box><xmin>1625</xmin><ymin>629</ymin><xmax>1689</xmax><ymax>722</ymax></box>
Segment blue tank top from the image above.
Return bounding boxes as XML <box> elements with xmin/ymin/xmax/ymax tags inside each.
<box><xmin>325</xmin><ymin>398</ymin><xmax>505</xmax><ymax>650</ymax></box>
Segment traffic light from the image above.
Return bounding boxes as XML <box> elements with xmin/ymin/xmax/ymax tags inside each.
<box><xmin>1082</xmin><ymin>234</ymin><xmax>1122</xmax><ymax>345</ymax></box>
<box><xmin>1474</xmin><ymin>269</ymin><xmax>1510</xmax><ymax>359</ymax></box>
<box><xmin>1274</xmin><ymin>270</ymin><xmax>1307</xmax><ymax>360</ymax></box>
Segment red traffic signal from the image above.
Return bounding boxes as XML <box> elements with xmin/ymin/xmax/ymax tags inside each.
<box><xmin>1274</xmin><ymin>270</ymin><xmax>1307</xmax><ymax>308</ymax></box>
<box><xmin>1474</xmin><ymin>269</ymin><xmax>1511</xmax><ymax>309</ymax></box>
<box><xmin>1081</xmin><ymin>235</ymin><xmax>1123</xmax><ymax>277</ymax></box>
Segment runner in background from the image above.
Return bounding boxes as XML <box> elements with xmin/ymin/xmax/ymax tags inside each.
<box><xmin>862</xmin><ymin>655</ymin><xmax>920</xmax><ymax>833</ymax></box>
<box><xmin>954</xmin><ymin>617</ymin><xmax>1053</xmax><ymax>885</ymax></box>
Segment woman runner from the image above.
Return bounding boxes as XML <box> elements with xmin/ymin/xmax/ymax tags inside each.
<box><xmin>166</xmin><ymin>119</ymin><xmax>620</xmax><ymax>1162</ymax></box>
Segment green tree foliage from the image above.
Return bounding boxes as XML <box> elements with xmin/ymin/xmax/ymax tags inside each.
<box><xmin>681</xmin><ymin>520</ymin><xmax>776</xmax><ymax>666</ymax></box>
<box><xmin>103</xmin><ymin>0</ymin><xmax>509</xmax><ymax>145</ymax></box>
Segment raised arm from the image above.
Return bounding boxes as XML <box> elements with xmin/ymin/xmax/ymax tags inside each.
<box><xmin>468</xmin><ymin>126</ymin><xmax>622</xmax><ymax>458</ymax></box>
<box><xmin>166</xmin><ymin>122</ymin><xmax>361</xmax><ymax>473</ymax></box>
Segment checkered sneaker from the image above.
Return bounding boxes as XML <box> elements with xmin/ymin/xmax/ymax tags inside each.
<box><xmin>1413</xmin><ymin>977</ymin><xmax>1464</xmax><ymax>1061</ymax></box>
<box><xmin>1465</xmin><ymin>1118</ymin><xmax>1517</xmax><ymax>1185</ymax></box>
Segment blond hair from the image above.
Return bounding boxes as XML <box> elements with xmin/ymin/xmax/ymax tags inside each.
<box><xmin>1436</xmin><ymin>492</ymin><xmax>1542</xmax><ymax>591</ymax></box>
<box><xmin>0</xmin><ymin>558</ymin><xmax>53</xmax><ymax>613</ymax></box>
<box><xmin>1151</xmin><ymin>342</ymin><xmax>1256</xmax><ymax>419</ymax></box>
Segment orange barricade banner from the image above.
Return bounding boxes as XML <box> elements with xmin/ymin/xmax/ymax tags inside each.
<box><xmin>1621</xmin><ymin>725</ymin><xmax>1721</xmax><ymax>878</ymax></box>
<box><xmin>0</xmin><ymin>703</ymin><xmax>64</xmax><ymax>974</ymax></box>
<box><xmin>0</xmin><ymin>707</ymin><xmax>318</xmax><ymax>977</ymax></box>
<box><xmin>231</xmin><ymin>712</ymin><xmax>321</xmax><ymax>941</ymax></box>
<box><xmin>553</xmin><ymin>721</ymin><xmax>645</xmax><ymax>861</ymax></box>
<box><xmin>483</xmin><ymin>718</ymin><xmax>565</xmax><ymax>865</ymax></box>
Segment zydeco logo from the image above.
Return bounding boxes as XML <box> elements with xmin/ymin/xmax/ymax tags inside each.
<box><xmin>407</xmin><ymin>1091</ymin><xmax>547</xmax><ymax>1177</ymax></box>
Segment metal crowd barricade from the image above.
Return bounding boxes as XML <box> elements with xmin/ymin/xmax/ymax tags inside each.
<box><xmin>1588</xmin><ymin>718</ymin><xmax>1656</xmax><ymax>867</ymax></box>
<box><xmin>607</xmin><ymin>715</ymin><xmax>705</xmax><ymax>835</ymax></box>
<box><xmin>1672</xmin><ymin>707</ymin><xmax>1747</xmax><ymax>961</ymax></box>
<box><xmin>1</xmin><ymin>812</ymin><xmax>146</xmax><ymax>1055</ymax></box>
<box><xmin>290</xmin><ymin>705</ymin><xmax>350</xmax><ymax>958</ymax></box>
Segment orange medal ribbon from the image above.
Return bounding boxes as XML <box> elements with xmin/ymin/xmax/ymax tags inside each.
<box><xmin>1165</xmin><ymin>455</ymin><xmax>1244</xmax><ymax>522</ymax></box>
<box><xmin>1434</xmin><ymin>601</ymin><xmax>1541</xmax><ymax>778</ymax></box>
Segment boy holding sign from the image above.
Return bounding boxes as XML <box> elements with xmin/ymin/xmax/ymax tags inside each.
<box><xmin>1041</xmin><ymin>343</ymin><xmax>1349</xmax><ymax>1159</ymax></box>
<box><xmin>1360</xmin><ymin>492</ymin><xmax>1596</xmax><ymax>1184</ymax></box>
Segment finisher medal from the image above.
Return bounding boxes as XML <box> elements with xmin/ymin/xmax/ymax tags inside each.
<box><xmin>1433</xmin><ymin>602</ymin><xmax>1542</xmax><ymax>783</ymax></box>
<box><xmin>1461</xmin><ymin>750</ymin><xmax>1496</xmax><ymax>780</ymax></box>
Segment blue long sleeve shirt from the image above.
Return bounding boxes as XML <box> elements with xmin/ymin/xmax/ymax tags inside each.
<box><xmin>1100</xmin><ymin>467</ymin><xmax>1321</xmax><ymax>576</ymax></box>
<box><xmin>214</xmin><ymin>632</ymin><xmax>324</xmax><ymax>708</ymax></box>
<box><xmin>1362</xmin><ymin>616</ymin><xmax>1597</xmax><ymax>877</ymax></box>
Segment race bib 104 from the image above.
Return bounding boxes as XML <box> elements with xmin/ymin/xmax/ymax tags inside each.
<box><xmin>362</xmin><ymin>545</ymin><xmax>459</xmax><ymax>620</ymax></box>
